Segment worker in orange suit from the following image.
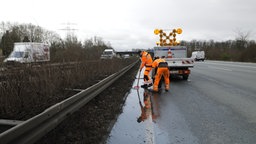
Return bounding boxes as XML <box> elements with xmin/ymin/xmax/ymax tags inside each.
<box><xmin>151</xmin><ymin>56</ymin><xmax>170</xmax><ymax>92</ymax></box>
<box><xmin>138</xmin><ymin>50</ymin><xmax>153</xmax><ymax>88</ymax></box>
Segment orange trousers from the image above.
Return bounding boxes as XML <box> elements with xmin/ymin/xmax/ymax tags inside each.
<box><xmin>143</xmin><ymin>67</ymin><xmax>152</xmax><ymax>84</ymax></box>
<box><xmin>153</xmin><ymin>67</ymin><xmax>169</xmax><ymax>92</ymax></box>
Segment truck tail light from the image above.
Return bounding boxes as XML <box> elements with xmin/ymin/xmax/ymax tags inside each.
<box><xmin>184</xmin><ymin>70</ymin><xmax>190</xmax><ymax>74</ymax></box>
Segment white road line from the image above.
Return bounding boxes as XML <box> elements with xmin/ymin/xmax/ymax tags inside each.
<box><xmin>145</xmin><ymin>115</ymin><xmax>155</xmax><ymax>144</ymax></box>
<box><xmin>206</xmin><ymin>62</ymin><xmax>256</xmax><ymax>69</ymax></box>
<box><xmin>208</xmin><ymin>66</ymin><xmax>232</xmax><ymax>71</ymax></box>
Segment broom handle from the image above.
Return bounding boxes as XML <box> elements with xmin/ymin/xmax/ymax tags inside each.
<box><xmin>137</xmin><ymin>70</ymin><xmax>141</xmax><ymax>86</ymax></box>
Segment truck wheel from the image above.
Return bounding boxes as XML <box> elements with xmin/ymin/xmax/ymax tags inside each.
<box><xmin>182</xmin><ymin>75</ymin><xmax>189</xmax><ymax>80</ymax></box>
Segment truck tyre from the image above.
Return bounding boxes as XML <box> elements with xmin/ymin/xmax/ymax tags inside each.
<box><xmin>182</xmin><ymin>75</ymin><xmax>189</xmax><ymax>80</ymax></box>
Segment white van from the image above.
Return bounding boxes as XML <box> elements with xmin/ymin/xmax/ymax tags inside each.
<box><xmin>191</xmin><ymin>51</ymin><xmax>205</xmax><ymax>61</ymax></box>
<box><xmin>100</xmin><ymin>49</ymin><xmax>116</xmax><ymax>59</ymax></box>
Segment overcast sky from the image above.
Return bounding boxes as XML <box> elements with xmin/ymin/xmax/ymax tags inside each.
<box><xmin>1</xmin><ymin>0</ymin><xmax>256</xmax><ymax>50</ymax></box>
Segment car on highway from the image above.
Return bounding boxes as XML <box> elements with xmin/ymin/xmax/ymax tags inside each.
<box><xmin>100</xmin><ymin>49</ymin><xmax>116</xmax><ymax>59</ymax></box>
<box><xmin>123</xmin><ymin>54</ymin><xmax>130</xmax><ymax>59</ymax></box>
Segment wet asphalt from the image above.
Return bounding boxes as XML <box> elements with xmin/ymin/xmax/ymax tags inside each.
<box><xmin>106</xmin><ymin>61</ymin><xmax>256</xmax><ymax>144</ymax></box>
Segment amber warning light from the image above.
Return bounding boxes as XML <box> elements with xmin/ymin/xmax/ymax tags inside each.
<box><xmin>154</xmin><ymin>28</ymin><xmax>182</xmax><ymax>46</ymax></box>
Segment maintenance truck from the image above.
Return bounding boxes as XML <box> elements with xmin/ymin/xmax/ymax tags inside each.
<box><xmin>153</xmin><ymin>46</ymin><xmax>194</xmax><ymax>80</ymax></box>
<box><xmin>3</xmin><ymin>42</ymin><xmax>50</xmax><ymax>64</ymax></box>
<box><xmin>152</xmin><ymin>28</ymin><xmax>194</xmax><ymax>80</ymax></box>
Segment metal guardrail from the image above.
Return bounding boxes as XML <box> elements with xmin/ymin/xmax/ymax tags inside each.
<box><xmin>0</xmin><ymin>61</ymin><xmax>138</xmax><ymax>144</ymax></box>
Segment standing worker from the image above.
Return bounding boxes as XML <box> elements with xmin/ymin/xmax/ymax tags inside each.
<box><xmin>138</xmin><ymin>50</ymin><xmax>153</xmax><ymax>88</ymax></box>
<box><xmin>151</xmin><ymin>56</ymin><xmax>170</xmax><ymax>92</ymax></box>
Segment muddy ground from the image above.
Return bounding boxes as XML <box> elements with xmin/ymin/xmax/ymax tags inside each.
<box><xmin>36</xmin><ymin>63</ymin><xmax>139</xmax><ymax>144</ymax></box>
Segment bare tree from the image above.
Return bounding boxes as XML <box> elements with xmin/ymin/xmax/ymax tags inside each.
<box><xmin>234</xmin><ymin>28</ymin><xmax>251</xmax><ymax>41</ymax></box>
<box><xmin>234</xmin><ymin>28</ymin><xmax>252</xmax><ymax>49</ymax></box>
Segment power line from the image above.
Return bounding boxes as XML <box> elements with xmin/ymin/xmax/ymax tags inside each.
<box><xmin>59</xmin><ymin>22</ymin><xmax>78</xmax><ymax>38</ymax></box>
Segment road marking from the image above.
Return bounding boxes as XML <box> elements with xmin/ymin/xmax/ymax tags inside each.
<box><xmin>208</xmin><ymin>66</ymin><xmax>232</xmax><ymax>71</ymax></box>
<box><xmin>145</xmin><ymin>115</ymin><xmax>155</xmax><ymax>144</ymax></box>
<box><xmin>206</xmin><ymin>62</ymin><xmax>256</xmax><ymax>69</ymax></box>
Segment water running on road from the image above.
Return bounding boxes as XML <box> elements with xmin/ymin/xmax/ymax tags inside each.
<box><xmin>106</xmin><ymin>70</ymin><xmax>170</xmax><ymax>144</ymax></box>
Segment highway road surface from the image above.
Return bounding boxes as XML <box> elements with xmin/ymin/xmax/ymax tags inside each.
<box><xmin>106</xmin><ymin>60</ymin><xmax>256</xmax><ymax>144</ymax></box>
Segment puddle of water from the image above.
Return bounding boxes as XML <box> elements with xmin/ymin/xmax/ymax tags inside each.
<box><xmin>107</xmin><ymin>71</ymin><xmax>170</xmax><ymax>144</ymax></box>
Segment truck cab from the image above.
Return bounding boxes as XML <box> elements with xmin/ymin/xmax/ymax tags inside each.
<box><xmin>4</xmin><ymin>44</ymin><xmax>32</xmax><ymax>63</ymax></box>
<box><xmin>3</xmin><ymin>42</ymin><xmax>50</xmax><ymax>64</ymax></box>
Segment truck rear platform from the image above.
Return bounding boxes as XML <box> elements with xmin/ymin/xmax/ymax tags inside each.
<box><xmin>153</xmin><ymin>46</ymin><xmax>194</xmax><ymax>80</ymax></box>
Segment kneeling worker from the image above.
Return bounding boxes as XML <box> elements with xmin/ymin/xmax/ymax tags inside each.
<box><xmin>151</xmin><ymin>56</ymin><xmax>170</xmax><ymax>92</ymax></box>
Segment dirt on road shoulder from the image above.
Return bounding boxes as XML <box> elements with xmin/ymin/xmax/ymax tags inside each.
<box><xmin>36</xmin><ymin>63</ymin><xmax>139</xmax><ymax>144</ymax></box>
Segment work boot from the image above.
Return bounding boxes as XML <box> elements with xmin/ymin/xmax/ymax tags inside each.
<box><xmin>152</xmin><ymin>89</ymin><xmax>161</xmax><ymax>93</ymax></box>
<box><xmin>165</xmin><ymin>85</ymin><xmax>169</xmax><ymax>92</ymax></box>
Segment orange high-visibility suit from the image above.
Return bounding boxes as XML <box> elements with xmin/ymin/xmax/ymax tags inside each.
<box><xmin>152</xmin><ymin>58</ymin><xmax>170</xmax><ymax>92</ymax></box>
<box><xmin>139</xmin><ymin>51</ymin><xmax>153</xmax><ymax>85</ymax></box>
